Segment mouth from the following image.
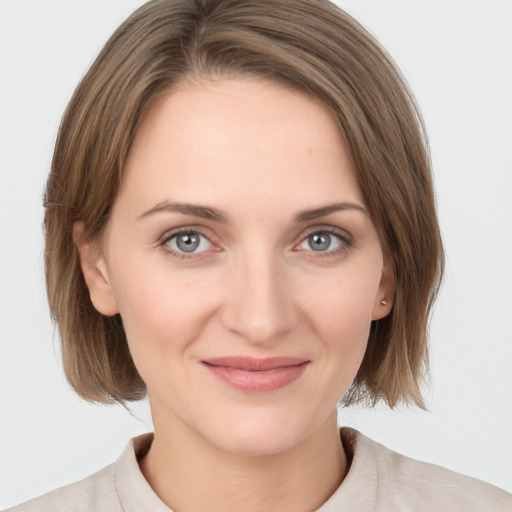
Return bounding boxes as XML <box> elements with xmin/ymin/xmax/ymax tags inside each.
<box><xmin>201</xmin><ymin>356</ymin><xmax>310</xmax><ymax>393</ymax></box>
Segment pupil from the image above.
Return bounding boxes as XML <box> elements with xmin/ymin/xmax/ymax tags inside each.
<box><xmin>309</xmin><ymin>233</ymin><xmax>330</xmax><ymax>251</ymax></box>
<box><xmin>177</xmin><ymin>233</ymin><xmax>200</xmax><ymax>252</ymax></box>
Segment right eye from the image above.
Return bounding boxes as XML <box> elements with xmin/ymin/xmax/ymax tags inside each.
<box><xmin>164</xmin><ymin>231</ymin><xmax>213</xmax><ymax>255</ymax></box>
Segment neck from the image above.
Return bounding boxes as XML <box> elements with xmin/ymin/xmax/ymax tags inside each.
<box><xmin>140</xmin><ymin>409</ymin><xmax>347</xmax><ymax>512</ymax></box>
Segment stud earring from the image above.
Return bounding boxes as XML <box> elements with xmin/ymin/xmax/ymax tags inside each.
<box><xmin>380</xmin><ymin>300</ymin><xmax>387</xmax><ymax>306</ymax></box>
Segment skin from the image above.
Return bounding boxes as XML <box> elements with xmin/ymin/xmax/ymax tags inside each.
<box><xmin>76</xmin><ymin>78</ymin><xmax>393</xmax><ymax>511</ymax></box>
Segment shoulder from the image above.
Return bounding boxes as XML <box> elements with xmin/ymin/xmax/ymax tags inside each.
<box><xmin>342</xmin><ymin>427</ymin><xmax>512</xmax><ymax>511</ymax></box>
<box><xmin>5</xmin><ymin>433</ymin><xmax>156</xmax><ymax>512</ymax></box>
<box><xmin>4</xmin><ymin>463</ymin><xmax>119</xmax><ymax>512</ymax></box>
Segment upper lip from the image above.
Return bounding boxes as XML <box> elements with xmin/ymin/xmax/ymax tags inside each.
<box><xmin>202</xmin><ymin>356</ymin><xmax>309</xmax><ymax>371</ymax></box>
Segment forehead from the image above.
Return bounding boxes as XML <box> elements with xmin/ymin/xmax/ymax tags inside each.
<box><xmin>119</xmin><ymin>78</ymin><xmax>363</xmax><ymax>217</ymax></box>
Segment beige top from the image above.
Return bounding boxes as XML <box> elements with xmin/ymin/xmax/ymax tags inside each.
<box><xmin>7</xmin><ymin>428</ymin><xmax>512</xmax><ymax>511</ymax></box>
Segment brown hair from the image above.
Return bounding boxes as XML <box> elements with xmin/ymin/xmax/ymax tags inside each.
<box><xmin>45</xmin><ymin>0</ymin><xmax>444</xmax><ymax>407</ymax></box>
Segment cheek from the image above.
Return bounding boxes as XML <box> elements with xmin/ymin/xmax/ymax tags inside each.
<box><xmin>298</xmin><ymin>265</ymin><xmax>382</xmax><ymax>384</ymax></box>
<box><xmin>316</xmin><ymin>294</ymin><xmax>372</xmax><ymax>370</ymax></box>
<box><xmin>108</xmin><ymin>258</ymin><xmax>219</xmax><ymax>373</ymax></box>
<box><xmin>304</xmin><ymin>265</ymin><xmax>381</xmax><ymax>334</ymax></box>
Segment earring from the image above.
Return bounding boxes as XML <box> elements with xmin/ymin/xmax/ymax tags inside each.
<box><xmin>380</xmin><ymin>300</ymin><xmax>387</xmax><ymax>306</ymax></box>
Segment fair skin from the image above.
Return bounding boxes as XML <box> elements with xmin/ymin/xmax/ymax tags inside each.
<box><xmin>76</xmin><ymin>78</ymin><xmax>393</xmax><ymax>511</ymax></box>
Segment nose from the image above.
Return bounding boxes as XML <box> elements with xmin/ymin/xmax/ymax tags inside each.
<box><xmin>220</xmin><ymin>248</ymin><xmax>298</xmax><ymax>345</ymax></box>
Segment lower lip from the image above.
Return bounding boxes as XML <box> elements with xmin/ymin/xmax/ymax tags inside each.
<box><xmin>202</xmin><ymin>362</ymin><xmax>309</xmax><ymax>393</ymax></box>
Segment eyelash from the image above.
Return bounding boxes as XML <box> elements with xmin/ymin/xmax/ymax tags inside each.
<box><xmin>158</xmin><ymin>226</ymin><xmax>353</xmax><ymax>260</ymax></box>
<box><xmin>298</xmin><ymin>228</ymin><xmax>353</xmax><ymax>259</ymax></box>
<box><xmin>159</xmin><ymin>228</ymin><xmax>214</xmax><ymax>260</ymax></box>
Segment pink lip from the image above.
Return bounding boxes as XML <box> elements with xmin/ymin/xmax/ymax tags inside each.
<box><xmin>201</xmin><ymin>357</ymin><xmax>309</xmax><ymax>393</ymax></box>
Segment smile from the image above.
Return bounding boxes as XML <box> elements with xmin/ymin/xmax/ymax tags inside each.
<box><xmin>201</xmin><ymin>357</ymin><xmax>310</xmax><ymax>393</ymax></box>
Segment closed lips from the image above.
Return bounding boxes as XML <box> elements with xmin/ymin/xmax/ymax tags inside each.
<box><xmin>201</xmin><ymin>357</ymin><xmax>310</xmax><ymax>392</ymax></box>
<box><xmin>202</xmin><ymin>356</ymin><xmax>310</xmax><ymax>371</ymax></box>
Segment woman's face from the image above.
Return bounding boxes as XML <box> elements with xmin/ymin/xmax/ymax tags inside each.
<box><xmin>80</xmin><ymin>78</ymin><xmax>393</xmax><ymax>455</ymax></box>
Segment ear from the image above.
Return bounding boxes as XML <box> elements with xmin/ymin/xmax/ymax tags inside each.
<box><xmin>372</xmin><ymin>263</ymin><xmax>395</xmax><ymax>321</ymax></box>
<box><xmin>73</xmin><ymin>222</ymin><xmax>119</xmax><ymax>316</ymax></box>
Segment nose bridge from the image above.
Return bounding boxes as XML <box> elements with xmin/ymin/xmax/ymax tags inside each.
<box><xmin>221</xmin><ymin>244</ymin><xmax>296</xmax><ymax>344</ymax></box>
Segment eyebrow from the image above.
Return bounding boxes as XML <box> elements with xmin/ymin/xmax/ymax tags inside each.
<box><xmin>138</xmin><ymin>201</ymin><xmax>228</xmax><ymax>222</ymax></box>
<box><xmin>293</xmin><ymin>202</ymin><xmax>368</xmax><ymax>223</ymax></box>
<box><xmin>138</xmin><ymin>200</ymin><xmax>368</xmax><ymax>223</ymax></box>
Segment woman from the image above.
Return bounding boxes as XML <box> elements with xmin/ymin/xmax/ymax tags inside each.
<box><xmin>5</xmin><ymin>0</ymin><xmax>511</xmax><ymax>510</ymax></box>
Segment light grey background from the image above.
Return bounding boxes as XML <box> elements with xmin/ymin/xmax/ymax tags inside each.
<box><xmin>1</xmin><ymin>0</ymin><xmax>511</xmax><ymax>508</ymax></box>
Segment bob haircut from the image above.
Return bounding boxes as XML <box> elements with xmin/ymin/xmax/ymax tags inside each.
<box><xmin>45</xmin><ymin>0</ymin><xmax>444</xmax><ymax>408</ymax></box>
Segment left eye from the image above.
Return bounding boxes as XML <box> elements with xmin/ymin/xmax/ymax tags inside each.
<box><xmin>299</xmin><ymin>231</ymin><xmax>344</xmax><ymax>252</ymax></box>
<box><xmin>166</xmin><ymin>231</ymin><xmax>212</xmax><ymax>253</ymax></box>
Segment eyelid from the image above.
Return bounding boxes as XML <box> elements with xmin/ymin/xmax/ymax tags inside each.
<box><xmin>158</xmin><ymin>226</ymin><xmax>220</xmax><ymax>259</ymax></box>
<box><xmin>300</xmin><ymin>225</ymin><xmax>352</xmax><ymax>243</ymax></box>
<box><xmin>158</xmin><ymin>225</ymin><xmax>215</xmax><ymax>245</ymax></box>
<box><xmin>168</xmin><ymin>232</ymin><xmax>212</xmax><ymax>253</ymax></box>
<box><xmin>293</xmin><ymin>225</ymin><xmax>353</xmax><ymax>255</ymax></box>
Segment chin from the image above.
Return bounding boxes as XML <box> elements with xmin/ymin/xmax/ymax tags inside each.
<box><xmin>199</xmin><ymin>408</ymin><xmax>317</xmax><ymax>457</ymax></box>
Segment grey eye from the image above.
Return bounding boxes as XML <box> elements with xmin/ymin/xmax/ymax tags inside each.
<box><xmin>301</xmin><ymin>232</ymin><xmax>343</xmax><ymax>252</ymax></box>
<box><xmin>167</xmin><ymin>232</ymin><xmax>211</xmax><ymax>253</ymax></box>
<box><xmin>309</xmin><ymin>233</ymin><xmax>330</xmax><ymax>251</ymax></box>
<box><xmin>176</xmin><ymin>233</ymin><xmax>200</xmax><ymax>252</ymax></box>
